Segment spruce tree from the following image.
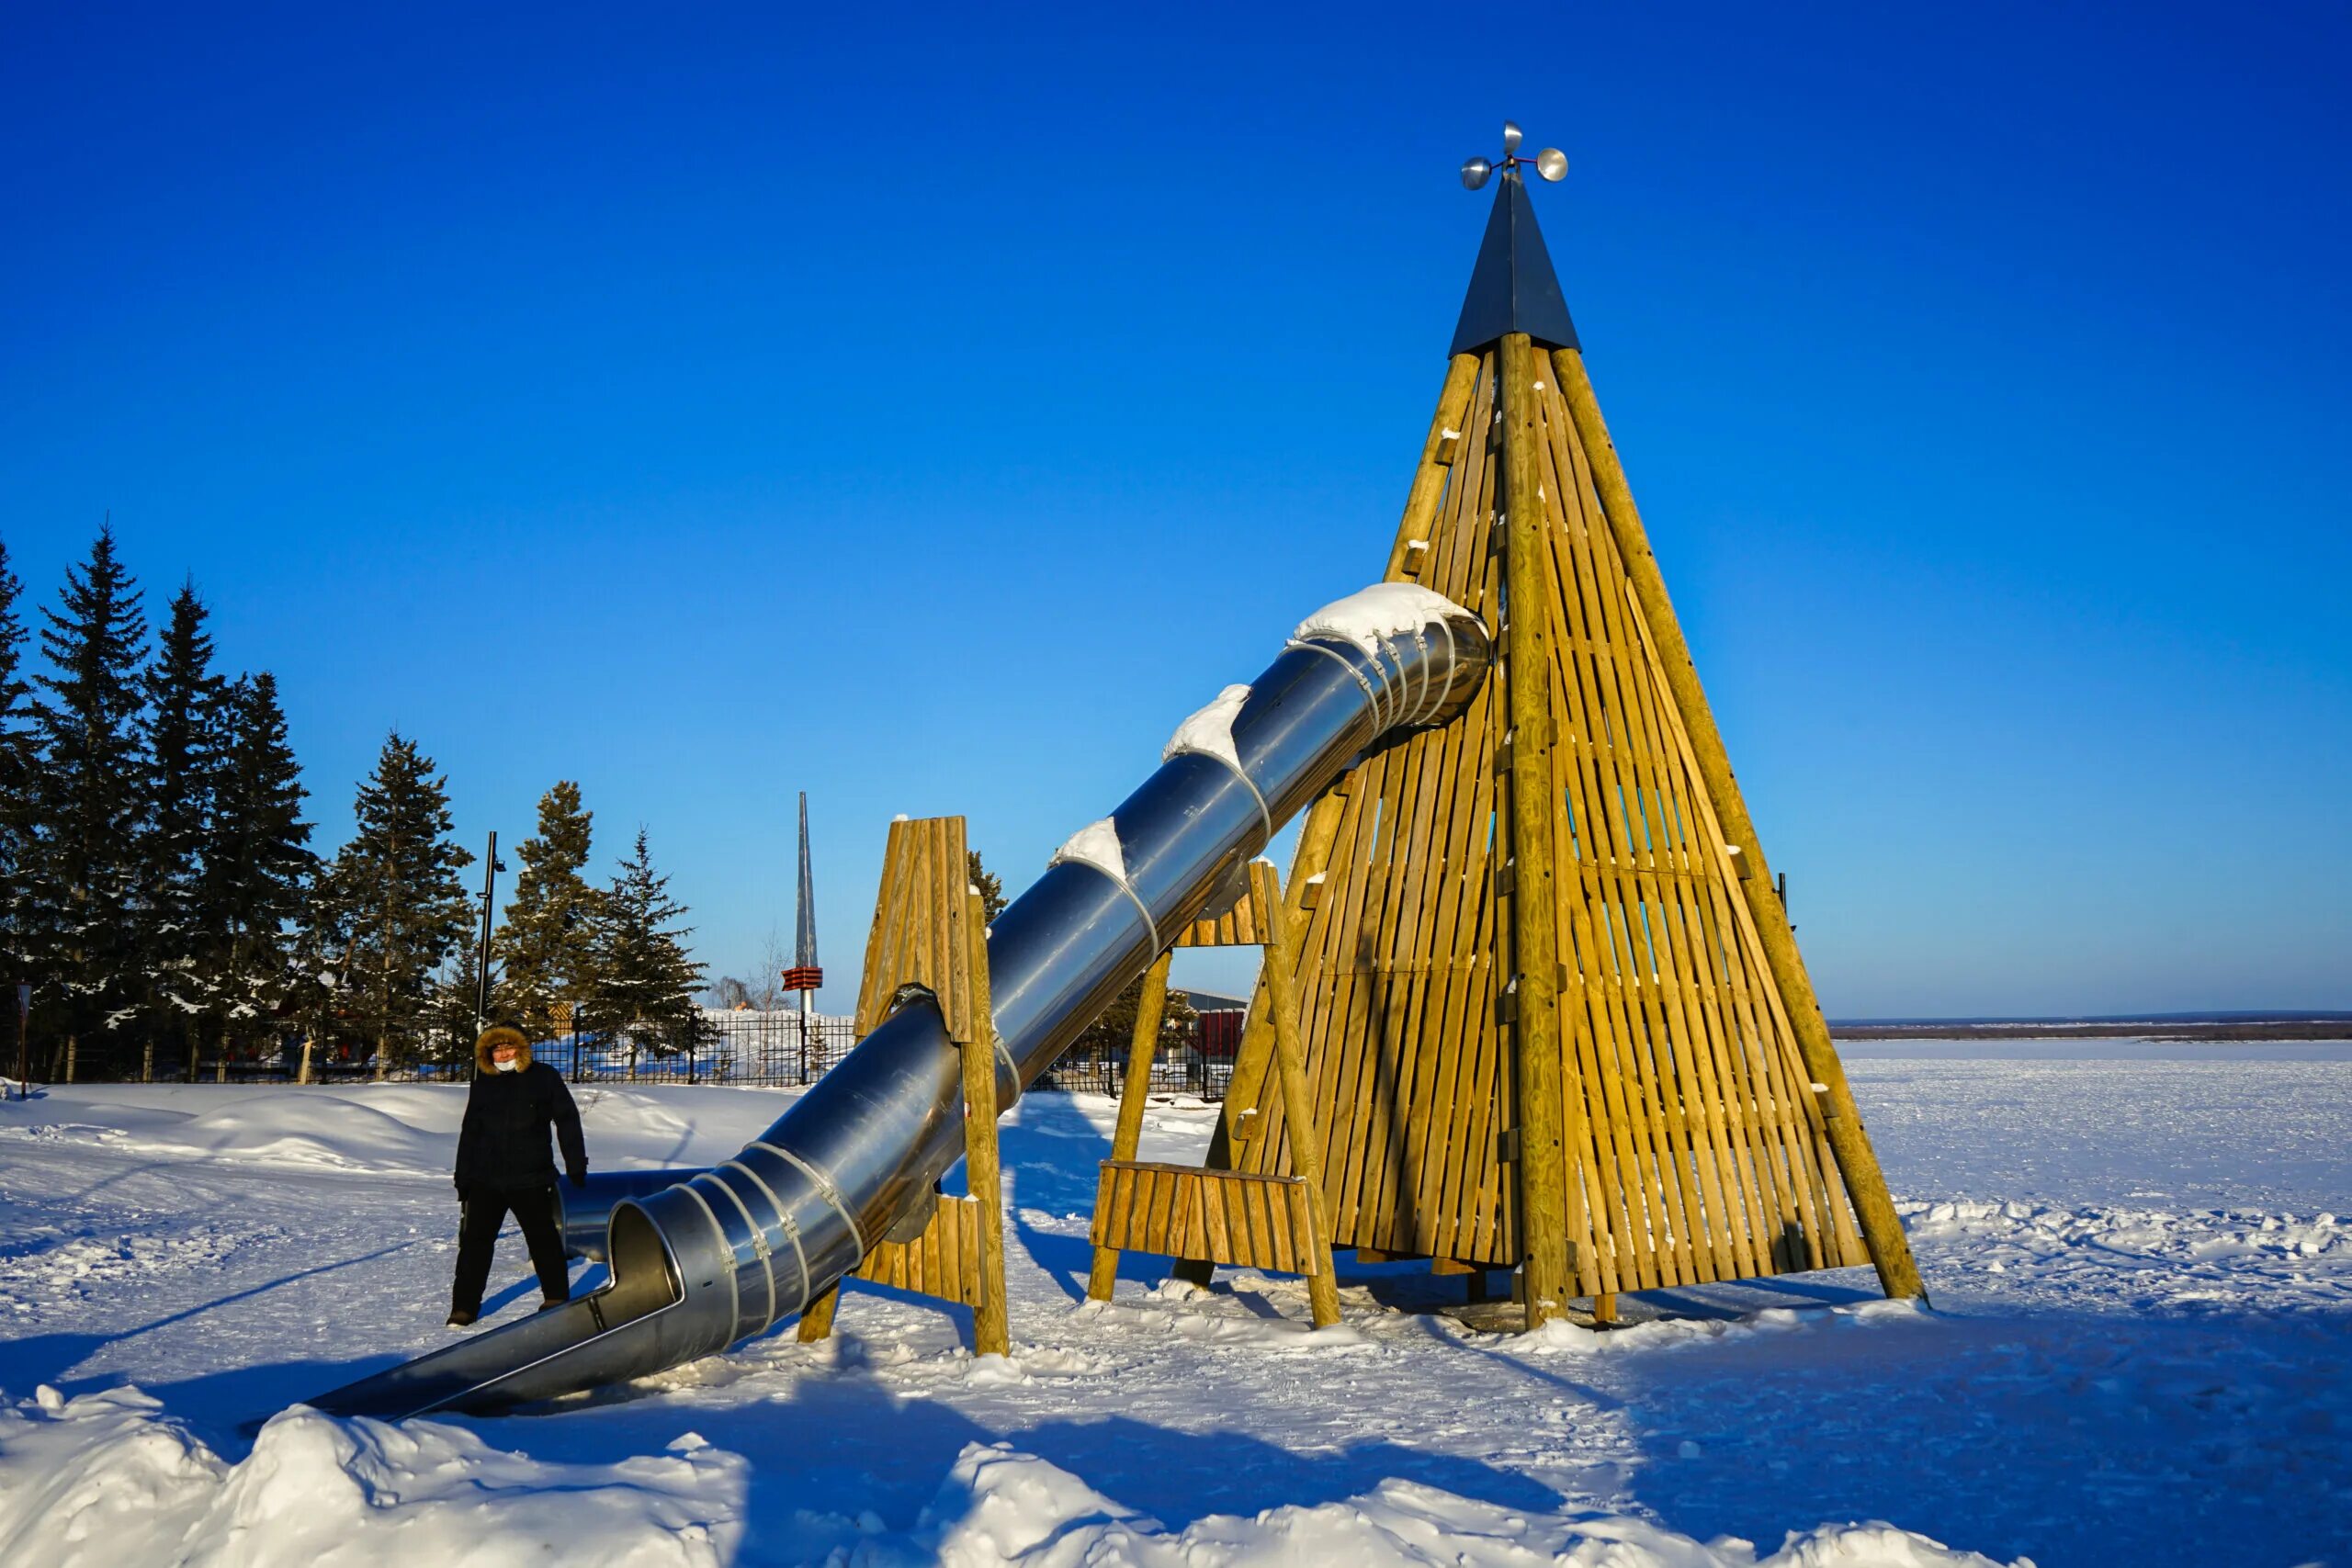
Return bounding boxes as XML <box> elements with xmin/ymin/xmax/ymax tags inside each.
<box><xmin>199</xmin><ymin>672</ymin><xmax>315</xmax><ymax>1077</ymax></box>
<box><xmin>967</xmin><ymin>848</ymin><xmax>1008</xmax><ymax>923</ymax></box>
<box><xmin>0</xmin><ymin>542</ymin><xmax>33</xmax><ymax>988</ymax></box>
<box><xmin>590</xmin><ymin>828</ymin><xmax>706</xmax><ymax>1066</ymax></box>
<box><xmin>139</xmin><ymin>581</ymin><xmax>223</xmax><ymax>1079</ymax></box>
<box><xmin>500</xmin><ymin>781</ymin><xmax>604</xmax><ymax>1043</ymax></box>
<box><xmin>423</xmin><ymin>918</ymin><xmax>488</xmax><ymax>1067</ymax></box>
<box><xmin>27</xmin><ymin>529</ymin><xmax>149</xmax><ymax>1080</ymax></box>
<box><xmin>1070</xmin><ymin>972</ymin><xmax>1198</xmax><ymax>1062</ymax></box>
<box><xmin>315</xmin><ymin>732</ymin><xmax>472</xmax><ymax>1078</ymax></box>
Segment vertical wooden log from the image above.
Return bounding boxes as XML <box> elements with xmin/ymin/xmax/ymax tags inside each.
<box><xmin>1385</xmin><ymin>354</ymin><xmax>1483</xmax><ymax>580</ymax></box>
<box><xmin>796</xmin><ymin>1283</ymin><xmax>841</xmax><ymax>1342</ymax></box>
<box><xmin>1551</xmin><ymin>344</ymin><xmax>1926</xmax><ymax>1304</ymax></box>
<box><xmin>1173</xmin><ymin>783</ymin><xmax>1348</xmax><ymax>1289</ymax></box>
<box><xmin>1252</xmin><ymin>862</ymin><xmax>1342</xmax><ymax>1327</ymax></box>
<box><xmin>1592</xmin><ymin>1292</ymin><xmax>1617</xmax><ymax>1326</ymax></box>
<box><xmin>1500</xmin><ymin>333</ymin><xmax>1574</xmax><ymax>1328</ymax></box>
<box><xmin>961</xmin><ymin>888</ymin><xmax>1009</xmax><ymax>1356</ymax></box>
<box><xmin>1086</xmin><ymin>950</ymin><xmax>1173</xmax><ymax>1301</ymax></box>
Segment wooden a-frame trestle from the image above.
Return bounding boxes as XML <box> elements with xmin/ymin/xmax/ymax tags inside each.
<box><xmin>1084</xmin><ymin>860</ymin><xmax>1341</xmax><ymax>1327</ymax></box>
<box><xmin>1190</xmin><ymin>172</ymin><xmax>1926</xmax><ymax>1329</ymax></box>
<box><xmin>797</xmin><ymin>815</ymin><xmax>1011</xmax><ymax>1354</ymax></box>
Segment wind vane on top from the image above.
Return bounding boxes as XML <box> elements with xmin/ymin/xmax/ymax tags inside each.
<box><xmin>1459</xmin><ymin>120</ymin><xmax>1567</xmax><ymax>190</ymax></box>
<box><xmin>1449</xmin><ymin>120</ymin><xmax>1579</xmax><ymax>357</ymax></box>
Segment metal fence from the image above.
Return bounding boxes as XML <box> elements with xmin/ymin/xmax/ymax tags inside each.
<box><xmin>1035</xmin><ymin>1040</ymin><xmax>1232</xmax><ymax>1100</ymax></box>
<box><xmin>68</xmin><ymin>1007</ymin><xmax>1248</xmax><ymax>1101</ymax></box>
<box><xmin>1035</xmin><ymin>1010</ymin><xmax>1243</xmax><ymax>1100</ymax></box>
<box><xmin>565</xmin><ymin>1010</ymin><xmax>861</xmax><ymax>1087</ymax></box>
<box><xmin>195</xmin><ymin>1010</ymin><xmax>860</xmax><ymax>1089</ymax></box>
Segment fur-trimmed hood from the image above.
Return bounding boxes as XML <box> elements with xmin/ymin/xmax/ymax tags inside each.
<box><xmin>474</xmin><ymin>1026</ymin><xmax>533</xmax><ymax>1076</ymax></box>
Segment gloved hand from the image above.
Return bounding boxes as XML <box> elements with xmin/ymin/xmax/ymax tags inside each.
<box><xmin>566</xmin><ymin>1167</ymin><xmax>588</xmax><ymax>1190</ymax></box>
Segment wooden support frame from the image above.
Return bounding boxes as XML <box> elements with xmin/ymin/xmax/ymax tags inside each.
<box><xmin>797</xmin><ymin>816</ymin><xmax>1012</xmax><ymax>1354</ymax></box>
<box><xmin>1087</xmin><ymin>861</ymin><xmax>1340</xmax><ymax>1327</ymax></box>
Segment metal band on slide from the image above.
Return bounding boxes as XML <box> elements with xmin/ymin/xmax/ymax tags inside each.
<box><xmin>1419</xmin><ymin>618</ymin><xmax>1457</xmax><ymax>725</ymax></box>
<box><xmin>674</xmin><ymin>1182</ymin><xmax>743</xmax><ymax>1335</ymax></box>
<box><xmin>753</xmin><ymin>1141</ymin><xmax>867</xmax><ymax>1258</ymax></box>
<box><xmin>722</xmin><ymin>1158</ymin><xmax>810</xmax><ymax>1314</ymax></box>
<box><xmin>701</xmin><ymin>1175</ymin><xmax>778</xmax><ymax>1326</ymax></box>
<box><xmin>991</xmin><ymin>1032</ymin><xmax>1019</xmax><ymax>1094</ymax></box>
<box><xmin>1171</xmin><ymin>742</ymin><xmax>1275</xmax><ymax>841</ymax></box>
<box><xmin>1288</xmin><ymin>637</ymin><xmax>1385</xmax><ymax>728</ymax></box>
<box><xmin>1082</xmin><ymin>860</ymin><xmax>1162</xmax><ymax>953</ymax></box>
<box><xmin>774</xmin><ymin>1210</ymin><xmax>811</xmax><ymax>1314</ymax></box>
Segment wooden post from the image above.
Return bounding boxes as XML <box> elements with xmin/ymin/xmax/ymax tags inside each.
<box><xmin>1250</xmin><ymin>862</ymin><xmax>1341</xmax><ymax>1328</ymax></box>
<box><xmin>1385</xmin><ymin>354</ymin><xmax>1483</xmax><ymax>580</ymax></box>
<box><xmin>1087</xmin><ymin>950</ymin><xmax>1173</xmax><ymax>1301</ymax></box>
<box><xmin>1171</xmin><ymin>788</ymin><xmax>1344</xmax><ymax>1289</ymax></box>
<box><xmin>1551</xmin><ymin>344</ymin><xmax>1927</xmax><ymax>1304</ymax></box>
<box><xmin>959</xmin><ymin>887</ymin><xmax>1009</xmax><ymax>1356</ymax></box>
<box><xmin>1591</xmin><ymin>1292</ymin><xmax>1617</xmax><ymax>1327</ymax></box>
<box><xmin>1500</xmin><ymin>333</ymin><xmax>1574</xmax><ymax>1328</ymax></box>
<box><xmin>1184</xmin><ymin>785</ymin><xmax>1348</xmax><ymax>1193</ymax></box>
<box><xmin>795</xmin><ymin>1281</ymin><xmax>841</xmax><ymax>1342</ymax></box>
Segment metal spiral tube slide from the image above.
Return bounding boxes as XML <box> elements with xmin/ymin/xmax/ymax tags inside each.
<box><xmin>309</xmin><ymin>583</ymin><xmax>1490</xmax><ymax>1419</ymax></box>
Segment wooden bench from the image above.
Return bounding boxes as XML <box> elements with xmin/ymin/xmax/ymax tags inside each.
<box><xmin>1091</xmin><ymin>1161</ymin><xmax>1325</xmax><ymax>1277</ymax></box>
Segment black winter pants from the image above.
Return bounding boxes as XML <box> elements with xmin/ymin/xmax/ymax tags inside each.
<box><xmin>452</xmin><ymin>1184</ymin><xmax>571</xmax><ymax>1314</ymax></box>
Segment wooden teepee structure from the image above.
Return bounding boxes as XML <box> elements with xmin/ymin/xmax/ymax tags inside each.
<box><xmin>1191</xmin><ymin>138</ymin><xmax>1925</xmax><ymax>1328</ymax></box>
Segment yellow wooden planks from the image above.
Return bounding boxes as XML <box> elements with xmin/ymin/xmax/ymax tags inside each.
<box><xmin>1171</xmin><ymin>878</ymin><xmax>1275</xmax><ymax>949</ymax></box>
<box><xmin>1090</xmin><ymin>1161</ymin><xmax>1323</xmax><ymax>1277</ymax></box>
<box><xmin>854</xmin><ymin>1194</ymin><xmax>985</xmax><ymax>1307</ymax></box>
<box><xmin>852</xmin><ymin>816</ymin><xmax>978</xmax><ymax>1043</ymax></box>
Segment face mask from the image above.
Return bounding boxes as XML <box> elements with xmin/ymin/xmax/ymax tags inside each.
<box><xmin>495</xmin><ymin>1056</ymin><xmax>520</xmax><ymax>1073</ymax></box>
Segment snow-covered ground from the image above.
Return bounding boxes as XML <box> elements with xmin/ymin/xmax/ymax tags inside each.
<box><xmin>1</xmin><ymin>1041</ymin><xmax>2346</xmax><ymax>1566</ymax></box>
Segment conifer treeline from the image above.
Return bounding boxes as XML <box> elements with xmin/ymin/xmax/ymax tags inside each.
<box><xmin>0</xmin><ymin>529</ymin><xmax>705</xmax><ymax>1082</ymax></box>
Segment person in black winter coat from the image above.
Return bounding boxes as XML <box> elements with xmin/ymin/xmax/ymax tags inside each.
<box><xmin>448</xmin><ymin>1024</ymin><xmax>588</xmax><ymax>1328</ymax></box>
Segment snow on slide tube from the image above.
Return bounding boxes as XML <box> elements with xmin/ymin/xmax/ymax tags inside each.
<box><xmin>307</xmin><ymin>583</ymin><xmax>1490</xmax><ymax>1420</ymax></box>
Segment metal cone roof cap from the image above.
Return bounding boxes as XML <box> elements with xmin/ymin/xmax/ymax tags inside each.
<box><xmin>1448</xmin><ymin>171</ymin><xmax>1580</xmax><ymax>357</ymax></box>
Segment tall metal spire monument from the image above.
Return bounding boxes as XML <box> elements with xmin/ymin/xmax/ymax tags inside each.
<box><xmin>782</xmin><ymin>791</ymin><xmax>824</xmax><ymax>1082</ymax></box>
<box><xmin>1200</xmin><ymin>123</ymin><xmax>1925</xmax><ymax>1327</ymax></box>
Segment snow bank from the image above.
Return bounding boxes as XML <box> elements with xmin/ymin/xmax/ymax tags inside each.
<box><xmin>0</xmin><ymin>1083</ymin><xmax>800</xmax><ymax>1182</ymax></box>
<box><xmin>1292</xmin><ymin>581</ymin><xmax>1464</xmax><ymax>658</ymax></box>
<box><xmin>818</xmin><ymin>1441</ymin><xmax>2030</xmax><ymax>1567</ymax></box>
<box><xmin>0</xmin><ymin>1386</ymin><xmax>743</xmax><ymax>1567</ymax></box>
<box><xmin>1509</xmin><ymin>1295</ymin><xmax>1928</xmax><ymax>1359</ymax></box>
<box><xmin>0</xmin><ymin>1089</ymin><xmax>447</xmax><ymax>1177</ymax></box>
<box><xmin>141</xmin><ymin>1094</ymin><xmax>447</xmax><ymax>1174</ymax></box>
<box><xmin>1898</xmin><ymin>1196</ymin><xmax>2352</xmax><ymax>1313</ymax></box>
<box><xmin>1</xmin><ymin>1222</ymin><xmax>259</xmax><ymax>1321</ymax></box>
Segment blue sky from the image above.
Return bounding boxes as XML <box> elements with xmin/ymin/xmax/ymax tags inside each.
<box><xmin>4</xmin><ymin>3</ymin><xmax>2346</xmax><ymax>1018</ymax></box>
